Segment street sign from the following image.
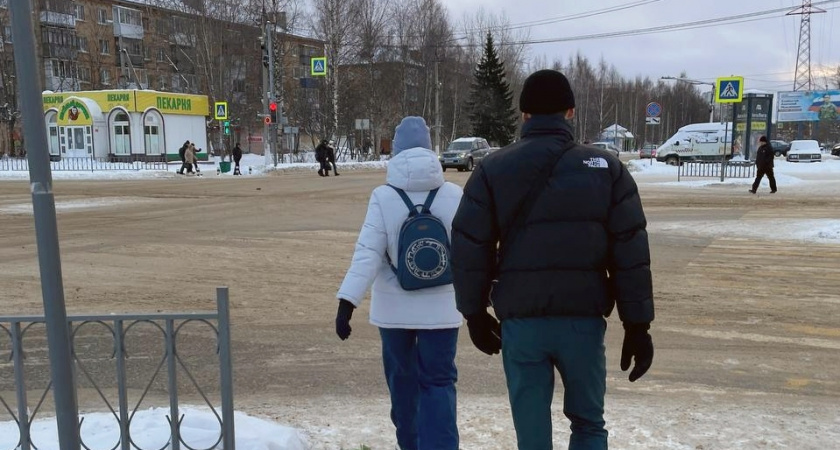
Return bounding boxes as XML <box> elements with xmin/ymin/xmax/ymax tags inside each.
<box><xmin>716</xmin><ymin>76</ymin><xmax>744</xmax><ymax>103</ymax></box>
<box><xmin>214</xmin><ymin>101</ymin><xmax>228</xmax><ymax>120</ymax></box>
<box><xmin>645</xmin><ymin>116</ymin><xmax>661</xmax><ymax>125</ymax></box>
<box><xmin>283</xmin><ymin>126</ymin><xmax>299</xmax><ymax>134</ymax></box>
<box><xmin>264</xmin><ymin>116</ymin><xmax>271</xmax><ymax>125</ymax></box>
<box><xmin>645</xmin><ymin>102</ymin><xmax>662</xmax><ymax>117</ymax></box>
<box><xmin>311</xmin><ymin>57</ymin><xmax>327</xmax><ymax>76</ymax></box>
<box><xmin>355</xmin><ymin>118</ymin><xmax>371</xmax><ymax>130</ymax></box>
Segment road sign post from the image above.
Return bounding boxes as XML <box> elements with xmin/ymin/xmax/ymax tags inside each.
<box><xmin>214</xmin><ymin>101</ymin><xmax>228</xmax><ymax>120</ymax></box>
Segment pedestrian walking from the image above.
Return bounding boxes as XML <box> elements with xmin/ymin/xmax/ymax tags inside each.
<box><xmin>335</xmin><ymin>116</ymin><xmax>464</xmax><ymax>450</ymax></box>
<box><xmin>232</xmin><ymin>143</ymin><xmax>243</xmax><ymax>175</ymax></box>
<box><xmin>315</xmin><ymin>139</ymin><xmax>331</xmax><ymax>176</ymax></box>
<box><xmin>177</xmin><ymin>140</ymin><xmax>190</xmax><ymax>174</ymax></box>
<box><xmin>327</xmin><ymin>140</ymin><xmax>340</xmax><ymax>176</ymax></box>
<box><xmin>184</xmin><ymin>143</ymin><xmax>196</xmax><ymax>175</ymax></box>
<box><xmin>750</xmin><ymin>136</ymin><xmax>777</xmax><ymax>194</ymax></box>
<box><xmin>450</xmin><ymin>69</ymin><xmax>655</xmax><ymax>450</ymax></box>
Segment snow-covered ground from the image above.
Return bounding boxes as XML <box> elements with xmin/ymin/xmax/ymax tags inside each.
<box><xmin>0</xmin><ymin>407</ymin><xmax>308</xmax><ymax>450</ymax></box>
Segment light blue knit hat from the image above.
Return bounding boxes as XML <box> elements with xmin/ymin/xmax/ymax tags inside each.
<box><xmin>392</xmin><ymin>116</ymin><xmax>432</xmax><ymax>155</ymax></box>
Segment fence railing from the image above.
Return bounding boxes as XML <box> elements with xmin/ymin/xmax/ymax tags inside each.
<box><xmin>0</xmin><ymin>287</ymin><xmax>235</xmax><ymax>450</ymax></box>
<box><xmin>0</xmin><ymin>157</ymin><xmax>170</xmax><ymax>172</ymax></box>
<box><xmin>678</xmin><ymin>159</ymin><xmax>756</xmax><ymax>182</ymax></box>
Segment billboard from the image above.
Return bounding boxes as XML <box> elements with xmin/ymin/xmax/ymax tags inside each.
<box><xmin>777</xmin><ymin>90</ymin><xmax>840</xmax><ymax>122</ymax></box>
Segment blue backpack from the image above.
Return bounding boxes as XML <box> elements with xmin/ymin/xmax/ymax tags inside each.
<box><xmin>386</xmin><ymin>184</ymin><xmax>454</xmax><ymax>291</ymax></box>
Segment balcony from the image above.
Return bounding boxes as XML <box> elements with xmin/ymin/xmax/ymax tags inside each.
<box><xmin>42</xmin><ymin>43</ymin><xmax>77</xmax><ymax>59</ymax></box>
<box><xmin>116</xmin><ymin>52</ymin><xmax>145</xmax><ymax>67</ymax></box>
<box><xmin>113</xmin><ymin>21</ymin><xmax>143</xmax><ymax>40</ymax></box>
<box><xmin>171</xmin><ymin>33</ymin><xmax>195</xmax><ymax>47</ymax></box>
<box><xmin>40</xmin><ymin>11</ymin><xmax>76</xmax><ymax>28</ymax></box>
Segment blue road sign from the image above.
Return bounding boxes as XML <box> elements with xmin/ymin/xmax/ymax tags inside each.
<box><xmin>646</xmin><ymin>102</ymin><xmax>662</xmax><ymax>117</ymax></box>
<box><xmin>716</xmin><ymin>76</ymin><xmax>744</xmax><ymax>103</ymax></box>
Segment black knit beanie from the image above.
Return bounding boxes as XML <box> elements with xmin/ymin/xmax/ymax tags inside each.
<box><xmin>519</xmin><ymin>70</ymin><xmax>576</xmax><ymax>114</ymax></box>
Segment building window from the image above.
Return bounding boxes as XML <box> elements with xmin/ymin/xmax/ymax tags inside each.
<box><xmin>144</xmin><ymin>46</ymin><xmax>151</xmax><ymax>60</ymax></box>
<box><xmin>97</xmin><ymin>8</ymin><xmax>108</xmax><ymax>24</ymax></box>
<box><xmin>78</xmin><ymin>66</ymin><xmax>91</xmax><ymax>82</ymax></box>
<box><xmin>156</xmin><ymin>47</ymin><xmax>166</xmax><ymax>62</ymax></box>
<box><xmin>77</xmin><ymin>36</ymin><xmax>88</xmax><ymax>53</ymax></box>
<box><xmin>3</xmin><ymin>26</ymin><xmax>11</xmax><ymax>43</ymax></box>
<box><xmin>100</xmin><ymin>68</ymin><xmax>111</xmax><ymax>85</ymax></box>
<box><xmin>73</xmin><ymin>4</ymin><xmax>85</xmax><ymax>21</ymax></box>
<box><xmin>49</xmin><ymin>59</ymin><xmax>77</xmax><ymax>79</ymax></box>
<box><xmin>99</xmin><ymin>39</ymin><xmax>109</xmax><ymax>54</ymax></box>
<box><xmin>155</xmin><ymin>18</ymin><xmax>169</xmax><ymax>34</ymax></box>
<box><xmin>114</xmin><ymin>7</ymin><xmax>141</xmax><ymax>27</ymax></box>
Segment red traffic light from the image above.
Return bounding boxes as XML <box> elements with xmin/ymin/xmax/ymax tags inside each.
<box><xmin>269</xmin><ymin>102</ymin><xmax>277</xmax><ymax>111</ymax></box>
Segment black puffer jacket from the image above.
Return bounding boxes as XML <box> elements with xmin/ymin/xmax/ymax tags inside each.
<box><xmin>451</xmin><ymin>115</ymin><xmax>654</xmax><ymax>324</ymax></box>
<box><xmin>755</xmin><ymin>143</ymin><xmax>774</xmax><ymax>170</ymax></box>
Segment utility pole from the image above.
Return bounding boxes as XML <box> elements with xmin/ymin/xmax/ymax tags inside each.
<box><xmin>788</xmin><ymin>0</ymin><xmax>826</xmax><ymax>92</ymax></box>
<box><xmin>434</xmin><ymin>59</ymin><xmax>441</xmax><ymax>154</ymax></box>
<box><xmin>261</xmin><ymin>18</ymin><xmax>272</xmax><ymax>167</ymax></box>
<box><xmin>10</xmin><ymin>0</ymin><xmax>80</xmax><ymax>448</ymax></box>
<box><xmin>267</xmin><ymin>19</ymin><xmax>278</xmax><ymax>166</ymax></box>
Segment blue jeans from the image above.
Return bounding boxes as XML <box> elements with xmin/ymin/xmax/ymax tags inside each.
<box><xmin>502</xmin><ymin>316</ymin><xmax>608</xmax><ymax>450</ymax></box>
<box><xmin>379</xmin><ymin>327</ymin><xmax>459</xmax><ymax>450</ymax></box>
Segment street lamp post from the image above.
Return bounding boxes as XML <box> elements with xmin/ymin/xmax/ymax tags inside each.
<box><xmin>661</xmin><ymin>76</ymin><xmax>716</xmax><ymax>123</ymax></box>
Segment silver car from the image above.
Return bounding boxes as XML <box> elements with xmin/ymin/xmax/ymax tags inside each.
<box><xmin>440</xmin><ymin>137</ymin><xmax>491</xmax><ymax>172</ymax></box>
<box><xmin>589</xmin><ymin>142</ymin><xmax>621</xmax><ymax>158</ymax></box>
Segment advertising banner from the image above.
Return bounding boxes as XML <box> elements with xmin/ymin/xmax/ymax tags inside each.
<box><xmin>777</xmin><ymin>90</ymin><xmax>840</xmax><ymax>122</ymax></box>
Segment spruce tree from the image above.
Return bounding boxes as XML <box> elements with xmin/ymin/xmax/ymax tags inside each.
<box><xmin>468</xmin><ymin>32</ymin><xmax>517</xmax><ymax>146</ymax></box>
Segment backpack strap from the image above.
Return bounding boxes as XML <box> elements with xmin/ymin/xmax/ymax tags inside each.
<box><xmin>387</xmin><ymin>184</ymin><xmax>417</xmax><ymax>216</ymax></box>
<box><xmin>387</xmin><ymin>184</ymin><xmax>440</xmax><ymax>216</ymax></box>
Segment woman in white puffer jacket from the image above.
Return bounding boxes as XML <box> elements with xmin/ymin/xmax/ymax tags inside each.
<box><xmin>335</xmin><ymin>116</ymin><xmax>463</xmax><ymax>450</ymax></box>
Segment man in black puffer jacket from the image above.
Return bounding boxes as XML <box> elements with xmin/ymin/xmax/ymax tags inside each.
<box><xmin>750</xmin><ymin>135</ymin><xmax>776</xmax><ymax>194</ymax></box>
<box><xmin>451</xmin><ymin>69</ymin><xmax>654</xmax><ymax>450</ymax></box>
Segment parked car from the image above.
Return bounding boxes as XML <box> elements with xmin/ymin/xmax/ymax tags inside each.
<box><xmin>831</xmin><ymin>143</ymin><xmax>840</xmax><ymax>157</ymax></box>
<box><xmin>770</xmin><ymin>140</ymin><xmax>791</xmax><ymax>157</ymax></box>
<box><xmin>786</xmin><ymin>140</ymin><xmax>822</xmax><ymax>163</ymax></box>
<box><xmin>639</xmin><ymin>144</ymin><xmax>657</xmax><ymax>159</ymax></box>
<box><xmin>589</xmin><ymin>141</ymin><xmax>621</xmax><ymax>158</ymax></box>
<box><xmin>439</xmin><ymin>137</ymin><xmax>491</xmax><ymax>172</ymax></box>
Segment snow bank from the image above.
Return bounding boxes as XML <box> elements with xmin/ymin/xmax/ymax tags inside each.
<box><xmin>648</xmin><ymin>218</ymin><xmax>840</xmax><ymax>244</ymax></box>
<box><xmin>0</xmin><ymin>407</ymin><xmax>308</xmax><ymax>450</ymax></box>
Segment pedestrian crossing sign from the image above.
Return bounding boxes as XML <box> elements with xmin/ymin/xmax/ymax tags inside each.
<box><xmin>715</xmin><ymin>76</ymin><xmax>744</xmax><ymax>103</ymax></box>
<box><xmin>311</xmin><ymin>57</ymin><xmax>327</xmax><ymax>76</ymax></box>
<box><xmin>214</xmin><ymin>101</ymin><xmax>228</xmax><ymax>120</ymax></box>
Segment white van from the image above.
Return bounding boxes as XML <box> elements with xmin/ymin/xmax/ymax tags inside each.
<box><xmin>656</xmin><ymin>122</ymin><xmax>734</xmax><ymax>165</ymax></box>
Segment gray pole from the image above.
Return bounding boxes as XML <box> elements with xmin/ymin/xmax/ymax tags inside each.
<box><xmin>262</xmin><ymin>23</ymin><xmax>271</xmax><ymax>167</ymax></box>
<box><xmin>435</xmin><ymin>60</ymin><xmax>441</xmax><ymax>154</ymax></box>
<box><xmin>9</xmin><ymin>0</ymin><xmax>80</xmax><ymax>448</ymax></box>
<box><xmin>267</xmin><ymin>21</ymin><xmax>277</xmax><ymax>166</ymax></box>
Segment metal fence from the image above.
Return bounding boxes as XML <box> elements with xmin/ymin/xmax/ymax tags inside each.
<box><xmin>678</xmin><ymin>159</ymin><xmax>756</xmax><ymax>182</ymax></box>
<box><xmin>0</xmin><ymin>157</ymin><xmax>170</xmax><ymax>172</ymax></box>
<box><xmin>0</xmin><ymin>287</ymin><xmax>235</xmax><ymax>450</ymax></box>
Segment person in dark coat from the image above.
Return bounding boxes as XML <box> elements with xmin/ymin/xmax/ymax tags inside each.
<box><xmin>750</xmin><ymin>135</ymin><xmax>777</xmax><ymax>194</ymax></box>
<box><xmin>315</xmin><ymin>139</ymin><xmax>331</xmax><ymax>176</ymax></box>
<box><xmin>450</xmin><ymin>69</ymin><xmax>655</xmax><ymax>450</ymax></box>
<box><xmin>326</xmin><ymin>140</ymin><xmax>340</xmax><ymax>176</ymax></box>
<box><xmin>177</xmin><ymin>140</ymin><xmax>190</xmax><ymax>174</ymax></box>
<box><xmin>232</xmin><ymin>143</ymin><xmax>243</xmax><ymax>175</ymax></box>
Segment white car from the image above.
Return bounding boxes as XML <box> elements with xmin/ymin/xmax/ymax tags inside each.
<box><xmin>589</xmin><ymin>142</ymin><xmax>621</xmax><ymax>158</ymax></box>
<box><xmin>786</xmin><ymin>140</ymin><xmax>822</xmax><ymax>163</ymax></box>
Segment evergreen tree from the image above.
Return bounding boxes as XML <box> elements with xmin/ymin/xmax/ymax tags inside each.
<box><xmin>467</xmin><ymin>32</ymin><xmax>518</xmax><ymax>146</ymax></box>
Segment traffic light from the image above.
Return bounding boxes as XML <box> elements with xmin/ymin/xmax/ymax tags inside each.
<box><xmin>269</xmin><ymin>101</ymin><xmax>277</xmax><ymax>124</ymax></box>
<box><xmin>261</xmin><ymin>44</ymin><xmax>269</xmax><ymax>68</ymax></box>
<box><xmin>223</xmin><ymin>120</ymin><xmax>231</xmax><ymax>135</ymax></box>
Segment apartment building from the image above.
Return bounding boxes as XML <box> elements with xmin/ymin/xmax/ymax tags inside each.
<box><xmin>0</xmin><ymin>0</ymin><xmax>325</xmax><ymax>128</ymax></box>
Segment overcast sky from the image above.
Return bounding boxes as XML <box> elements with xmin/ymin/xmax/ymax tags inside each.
<box><xmin>441</xmin><ymin>0</ymin><xmax>840</xmax><ymax>94</ymax></box>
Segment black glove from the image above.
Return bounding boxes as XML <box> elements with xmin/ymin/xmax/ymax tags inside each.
<box><xmin>335</xmin><ymin>299</ymin><xmax>355</xmax><ymax>341</ymax></box>
<box><xmin>620</xmin><ymin>322</ymin><xmax>654</xmax><ymax>382</ymax></box>
<box><xmin>465</xmin><ymin>311</ymin><xmax>502</xmax><ymax>355</ymax></box>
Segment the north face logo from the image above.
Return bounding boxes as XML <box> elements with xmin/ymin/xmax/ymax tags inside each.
<box><xmin>583</xmin><ymin>157</ymin><xmax>608</xmax><ymax>169</ymax></box>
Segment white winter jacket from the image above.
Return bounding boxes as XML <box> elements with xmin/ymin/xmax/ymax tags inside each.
<box><xmin>337</xmin><ymin>147</ymin><xmax>464</xmax><ymax>329</ymax></box>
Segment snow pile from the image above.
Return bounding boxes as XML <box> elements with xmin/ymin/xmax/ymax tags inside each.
<box><xmin>627</xmin><ymin>159</ymin><xmax>677</xmax><ymax>175</ymax></box>
<box><xmin>0</xmin><ymin>407</ymin><xmax>308</xmax><ymax>450</ymax></box>
<box><xmin>0</xmin><ymin>197</ymin><xmax>155</xmax><ymax>215</ymax></box>
<box><xmin>648</xmin><ymin>218</ymin><xmax>840</xmax><ymax>244</ymax></box>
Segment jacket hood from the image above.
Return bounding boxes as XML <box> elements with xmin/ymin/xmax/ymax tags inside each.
<box><xmin>386</xmin><ymin>147</ymin><xmax>445</xmax><ymax>191</ymax></box>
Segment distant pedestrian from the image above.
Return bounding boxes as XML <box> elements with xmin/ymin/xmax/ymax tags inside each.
<box><xmin>335</xmin><ymin>116</ymin><xmax>463</xmax><ymax>450</ymax></box>
<box><xmin>315</xmin><ymin>139</ymin><xmax>331</xmax><ymax>176</ymax></box>
<box><xmin>327</xmin><ymin>140</ymin><xmax>340</xmax><ymax>176</ymax></box>
<box><xmin>232</xmin><ymin>143</ymin><xmax>243</xmax><ymax>175</ymax></box>
<box><xmin>177</xmin><ymin>140</ymin><xmax>190</xmax><ymax>174</ymax></box>
<box><xmin>750</xmin><ymin>135</ymin><xmax>777</xmax><ymax>194</ymax></box>
<box><xmin>184</xmin><ymin>143</ymin><xmax>196</xmax><ymax>175</ymax></box>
